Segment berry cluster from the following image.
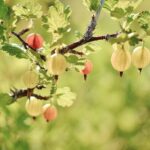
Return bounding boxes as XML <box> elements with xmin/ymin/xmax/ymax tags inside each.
<box><xmin>111</xmin><ymin>43</ymin><xmax>150</xmax><ymax>76</ymax></box>
<box><xmin>21</xmin><ymin>33</ymin><xmax>93</xmax><ymax>119</ymax></box>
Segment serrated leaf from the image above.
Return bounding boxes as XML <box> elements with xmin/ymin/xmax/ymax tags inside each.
<box><xmin>2</xmin><ymin>43</ymin><xmax>28</xmax><ymax>59</ymax></box>
<box><xmin>111</xmin><ymin>7</ymin><xmax>125</xmax><ymax>19</ymax></box>
<box><xmin>104</xmin><ymin>0</ymin><xmax>119</xmax><ymax>11</ymax></box>
<box><xmin>129</xmin><ymin>36</ymin><xmax>140</xmax><ymax>46</ymax></box>
<box><xmin>12</xmin><ymin>0</ymin><xmax>42</xmax><ymax>19</ymax></box>
<box><xmin>66</xmin><ymin>55</ymin><xmax>79</xmax><ymax>64</ymax></box>
<box><xmin>56</xmin><ymin>87</ymin><xmax>76</xmax><ymax>107</ymax></box>
<box><xmin>83</xmin><ymin>0</ymin><xmax>99</xmax><ymax>12</ymax></box>
<box><xmin>0</xmin><ymin>0</ymin><xmax>8</xmax><ymax>19</ymax></box>
<box><xmin>0</xmin><ymin>93</ymin><xmax>13</xmax><ymax>106</ymax></box>
<box><xmin>42</xmin><ymin>0</ymin><xmax>71</xmax><ymax>43</ymax></box>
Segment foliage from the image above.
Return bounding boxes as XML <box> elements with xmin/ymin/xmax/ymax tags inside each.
<box><xmin>0</xmin><ymin>0</ymin><xmax>150</xmax><ymax>149</ymax></box>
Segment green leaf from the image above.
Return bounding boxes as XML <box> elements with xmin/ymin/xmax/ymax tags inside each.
<box><xmin>126</xmin><ymin>11</ymin><xmax>150</xmax><ymax>36</ymax></box>
<box><xmin>0</xmin><ymin>0</ymin><xmax>8</xmax><ymax>19</ymax></box>
<box><xmin>56</xmin><ymin>87</ymin><xmax>76</xmax><ymax>107</ymax></box>
<box><xmin>42</xmin><ymin>0</ymin><xmax>71</xmax><ymax>43</ymax></box>
<box><xmin>0</xmin><ymin>93</ymin><xmax>13</xmax><ymax>106</ymax></box>
<box><xmin>111</xmin><ymin>7</ymin><xmax>126</xmax><ymax>19</ymax></box>
<box><xmin>83</xmin><ymin>0</ymin><xmax>99</xmax><ymax>12</ymax></box>
<box><xmin>12</xmin><ymin>0</ymin><xmax>42</xmax><ymax>19</ymax></box>
<box><xmin>1</xmin><ymin>43</ymin><xmax>28</xmax><ymax>59</ymax></box>
<box><xmin>129</xmin><ymin>36</ymin><xmax>140</xmax><ymax>46</ymax></box>
<box><xmin>104</xmin><ymin>0</ymin><xmax>119</xmax><ymax>11</ymax></box>
<box><xmin>66</xmin><ymin>55</ymin><xmax>79</xmax><ymax>64</ymax></box>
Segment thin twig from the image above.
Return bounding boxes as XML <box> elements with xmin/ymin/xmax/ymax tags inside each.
<box><xmin>59</xmin><ymin>32</ymin><xmax>119</xmax><ymax>54</ymax></box>
<box><xmin>84</xmin><ymin>0</ymin><xmax>105</xmax><ymax>40</ymax></box>
<box><xmin>11</xmin><ymin>31</ymin><xmax>46</xmax><ymax>61</ymax></box>
<box><xmin>10</xmin><ymin>88</ymin><xmax>50</xmax><ymax>102</ymax></box>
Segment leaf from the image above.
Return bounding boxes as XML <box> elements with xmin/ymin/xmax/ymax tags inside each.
<box><xmin>126</xmin><ymin>11</ymin><xmax>150</xmax><ymax>36</ymax></box>
<box><xmin>66</xmin><ymin>55</ymin><xmax>79</xmax><ymax>64</ymax></box>
<box><xmin>0</xmin><ymin>0</ymin><xmax>8</xmax><ymax>19</ymax></box>
<box><xmin>42</xmin><ymin>0</ymin><xmax>71</xmax><ymax>43</ymax></box>
<box><xmin>111</xmin><ymin>7</ymin><xmax>126</xmax><ymax>19</ymax></box>
<box><xmin>1</xmin><ymin>43</ymin><xmax>28</xmax><ymax>59</ymax></box>
<box><xmin>56</xmin><ymin>87</ymin><xmax>76</xmax><ymax>107</ymax></box>
<box><xmin>104</xmin><ymin>0</ymin><xmax>119</xmax><ymax>11</ymax></box>
<box><xmin>0</xmin><ymin>93</ymin><xmax>13</xmax><ymax>106</ymax></box>
<box><xmin>83</xmin><ymin>0</ymin><xmax>99</xmax><ymax>12</ymax></box>
<box><xmin>12</xmin><ymin>0</ymin><xmax>42</xmax><ymax>19</ymax></box>
<box><xmin>129</xmin><ymin>36</ymin><xmax>140</xmax><ymax>46</ymax></box>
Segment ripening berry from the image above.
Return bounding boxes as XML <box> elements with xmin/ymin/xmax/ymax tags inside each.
<box><xmin>25</xmin><ymin>97</ymin><xmax>43</xmax><ymax>117</ymax></box>
<box><xmin>47</xmin><ymin>53</ymin><xmax>68</xmax><ymax>75</ymax></box>
<box><xmin>22</xmin><ymin>70</ymin><xmax>39</xmax><ymax>89</ymax></box>
<box><xmin>26</xmin><ymin>33</ymin><xmax>43</xmax><ymax>50</ymax></box>
<box><xmin>42</xmin><ymin>104</ymin><xmax>57</xmax><ymax>122</ymax></box>
<box><xmin>111</xmin><ymin>43</ymin><xmax>131</xmax><ymax>76</ymax></box>
<box><xmin>132</xmin><ymin>46</ymin><xmax>150</xmax><ymax>72</ymax></box>
<box><xmin>81</xmin><ymin>60</ymin><xmax>93</xmax><ymax>80</ymax></box>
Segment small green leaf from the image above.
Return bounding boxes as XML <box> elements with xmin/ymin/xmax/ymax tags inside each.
<box><xmin>56</xmin><ymin>87</ymin><xmax>76</xmax><ymax>107</ymax></box>
<box><xmin>111</xmin><ymin>7</ymin><xmax>125</xmax><ymax>19</ymax></box>
<box><xmin>42</xmin><ymin>0</ymin><xmax>71</xmax><ymax>43</ymax></box>
<box><xmin>0</xmin><ymin>93</ymin><xmax>13</xmax><ymax>106</ymax></box>
<box><xmin>12</xmin><ymin>0</ymin><xmax>42</xmax><ymax>19</ymax></box>
<box><xmin>66</xmin><ymin>55</ymin><xmax>79</xmax><ymax>64</ymax></box>
<box><xmin>2</xmin><ymin>43</ymin><xmax>28</xmax><ymax>59</ymax></box>
<box><xmin>83</xmin><ymin>0</ymin><xmax>99</xmax><ymax>12</ymax></box>
<box><xmin>104</xmin><ymin>0</ymin><xmax>119</xmax><ymax>11</ymax></box>
<box><xmin>129</xmin><ymin>36</ymin><xmax>140</xmax><ymax>46</ymax></box>
<box><xmin>0</xmin><ymin>0</ymin><xmax>8</xmax><ymax>19</ymax></box>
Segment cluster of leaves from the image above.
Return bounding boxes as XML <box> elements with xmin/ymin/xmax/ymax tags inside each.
<box><xmin>42</xmin><ymin>0</ymin><xmax>71</xmax><ymax>43</ymax></box>
<box><xmin>0</xmin><ymin>0</ymin><xmax>150</xmax><ymax>110</ymax></box>
<box><xmin>0</xmin><ymin>0</ymin><xmax>77</xmax><ymax>108</ymax></box>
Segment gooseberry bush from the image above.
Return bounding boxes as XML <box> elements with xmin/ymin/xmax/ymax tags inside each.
<box><xmin>0</xmin><ymin>0</ymin><xmax>150</xmax><ymax>121</ymax></box>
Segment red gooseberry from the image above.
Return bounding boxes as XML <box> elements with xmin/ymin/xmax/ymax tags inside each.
<box><xmin>26</xmin><ymin>33</ymin><xmax>43</xmax><ymax>50</ymax></box>
<box><xmin>81</xmin><ymin>60</ymin><xmax>93</xmax><ymax>80</ymax></box>
<box><xmin>43</xmin><ymin>104</ymin><xmax>58</xmax><ymax>122</ymax></box>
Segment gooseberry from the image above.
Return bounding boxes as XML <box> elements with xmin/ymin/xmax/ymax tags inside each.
<box><xmin>111</xmin><ymin>43</ymin><xmax>131</xmax><ymax>76</ymax></box>
<box><xmin>25</xmin><ymin>97</ymin><xmax>43</xmax><ymax>118</ymax></box>
<box><xmin>26</xmin><ymin>33</ymin><xmax>43</xmax><ymax>50</ymax></box>
<box><xmin>47</xmin><ymin>53</ymin><xmax>68</xmax><ymax>75</ymax></box>
<box><xmin>132</xmin><ymin>46</ymin><xmax>150</xmax><ymax>72</ymax></box>
<box><xmin>81</xmin><ymin>60</ymin><xmax>93</xmax><ymax>80</ymax></box>
<box><xmin>42</xmin><ymin>104</ymin><xmax>58</xmax><ymax>122</ymax></box>
<box><xmin>22</xmin><ymin>70</ymin><xmax>39</xmax><ymax>89</ymax></box>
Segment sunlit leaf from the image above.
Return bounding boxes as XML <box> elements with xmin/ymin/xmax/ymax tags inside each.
<box><xmin>56</xmin><ymin>87</ymin><xmax>76</xmax><ymax>107</ymax></box>
<box><xmin>2</xmin><ymin>43</ymin><xmax>28</xmax><ymax>59</ymax></box>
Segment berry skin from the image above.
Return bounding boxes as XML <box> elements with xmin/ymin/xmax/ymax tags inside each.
<box><xmin>81</xmin><ymin>60</ymin><xmax>93</xmax><ymax>75</ymax></box>
<box><xmin>25</xmin><ymin>97</ymin><xmax>43</xmax><ymax>117</ymax></box>
<box><xmin>111</xmin><ymin>43</ymin><xmax>131</xmax><ymax>76</ymax></box>
<box><xmin>132</xmin><ymin>46</ymin><xmax>150</xmax><ymax>71</ymax></box>
<box><xmin>26</xmin><ymin>33</ymin><xmax>43</xmax><ymax>50</ymax></box>
<box><xmin>22</xmin><ymin>70</ymin><xmax>39</xmax><ymax>89</ymax></box>
<box><xmin>47</xmin><ymin>53</ymin><xmax>68</xmax><ymax>75</ymax></box>
<box><xmin>81</xmin><ymin>60</ymin><xmax>93</xmax><ymax>80</ymax></box>
<box><xmin>42</xmin><ymin>104</ymin><xmax>58</xmax><ymax>122</ymax></box>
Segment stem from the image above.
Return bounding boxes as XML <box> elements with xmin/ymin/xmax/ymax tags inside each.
<box><xmin>10</xmin><ymin>88</ymin><xmax>50</xmax><ymax>102</ymax></box>
<box><xmin>59</xmin><ymin>32</ymin><xmax>119</xmax><ymax>54</ymax></box>
<box><xmin>11</xmin><ymin>31</ymin><xmax>46</xmax><ymax>61</ymax></box>
<box><xmin>83</xmin><ymin>0</ymin><xmax>105</xmax><ymax>40</ymax></box>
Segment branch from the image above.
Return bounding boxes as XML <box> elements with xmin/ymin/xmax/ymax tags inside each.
<box><xmin>11</xmin><ymin>31</ymin><xmax>46</xmax><ymax>61</ymax></box>
<box><xmin>10</xmin><ymin>88</ymin><xmax>50</xmax><ymax>102</ymax></box>
<box><xmin>59</xmin><ymin>32</ymin><xmax>119</xmax><ymax>54</ymax></box>
<box><xmin>84</xmin><ymin>0</ymin><xmax>105</xmax><ymax>40</ymax></box>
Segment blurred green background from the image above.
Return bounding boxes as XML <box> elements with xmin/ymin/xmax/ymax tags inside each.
<box><xmin>0</xmin><ymin>0</ymin><xmax>150</xmax><ymax>150</ymax></box>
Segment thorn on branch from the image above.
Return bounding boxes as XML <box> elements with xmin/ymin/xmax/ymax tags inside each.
<box><xmin>69</xmin><ymin>49</ymin><xmax>84</xmax><ymax>56</ymax></box>
<box><xmin>10</xmin><ymin>88</ymin><xmax>50</xmax><ymax>102</ymax></box>
<box><xmin>18</xmin><ymin>28</ymin><xmax>30</xmax><ymax>36</ymax></box>
<box><xmin>11</xmin><ymin>31</ymin><xmax>46</xmax><ymax>61</ymax></box>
